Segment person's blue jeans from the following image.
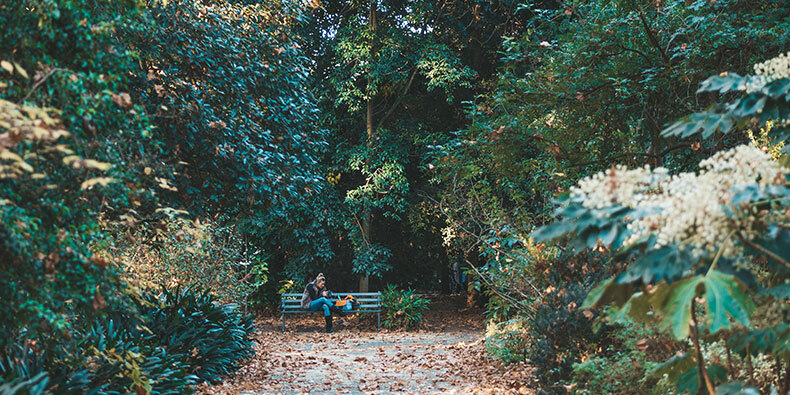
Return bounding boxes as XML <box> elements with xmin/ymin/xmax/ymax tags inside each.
<box><xmin>309</xmin><ymin>297</ymin><xmax>334</xmax><ymax>317</ymax></box>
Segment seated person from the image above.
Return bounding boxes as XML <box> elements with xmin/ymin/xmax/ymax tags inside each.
<box><xmin>300</xmin><ymin>273</ymin><xmax>335</xmax><ymax>332</ymax></box>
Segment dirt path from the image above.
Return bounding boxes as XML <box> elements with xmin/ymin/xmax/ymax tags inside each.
<box><xmin>199</xmin><ymin>296</ymin><xmax>533</xmax><ymax>394</ymax></box>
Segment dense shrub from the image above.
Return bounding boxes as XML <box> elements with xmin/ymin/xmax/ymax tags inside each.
<box><xmin>528</xmin><ymin>282</ymin><xmax>617</xmax><ymax>390</ymax></box>
<box><xmin>0</xmin><ymin>287</ymin><xmax>255</xmax><ymax>393</ymax></box>
<box><xmin>380</xmin><ymin>286</ymin><xmax>430</xmax><ymax>329</ymax></box>
<box><xmin>571</xmin><ymin>324</ymin><xmax>673</xmax><ymax>394</ymax></box>
<box><xmin>139</xmin><ymin>288</ymin><xmax>257</xmax><ymax>383</ymax></box>
<box><xmin>112</xmin><ymin>217</ymin><xmax>261</xmax><ymax>307</ymax></box>
<box><xmin>485</xmin><ymin>317</ymin><xmax>530</xmax><ymax>364</ymax></box>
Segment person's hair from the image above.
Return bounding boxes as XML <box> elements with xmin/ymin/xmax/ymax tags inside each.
<box><xmin>315</xmin><ymin>273</ymin><xmax>326</xmax><ymax>283</ymax></box>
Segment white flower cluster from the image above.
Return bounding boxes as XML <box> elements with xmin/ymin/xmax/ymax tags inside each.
<box><xmin>572</xmin><ymin>165</ymin><xmax>668</xmax><ymax>209</ymax></box>
<box><xmin>754</xmin><ymin>52</ymin><xmax>790</xmax><ymax>80</ymax></box>
<box><xmin>747</xmin><ymin>52</ymin><xmax>790</xmax><ymax>93</ymax></box>
<box><xmin>571</xmin><ymin>145</ymin><xmax>788</xmax><ymax>257</ymax></box>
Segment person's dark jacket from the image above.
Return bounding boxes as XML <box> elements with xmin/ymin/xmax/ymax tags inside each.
<box><xmin>300</xmin><ymin>281</ymin><xmax>326</xmax><ymax>309</ymax></box>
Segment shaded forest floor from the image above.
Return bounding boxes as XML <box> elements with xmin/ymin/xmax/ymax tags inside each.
<box><xmin>198</xmin><ymin>295</ymin><xmax>534</xmax><ymax>394</ymax></box>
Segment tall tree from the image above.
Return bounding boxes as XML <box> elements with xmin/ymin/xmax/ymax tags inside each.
<box><xmin>301</xmin><ymin>0</ymin><xmax>526</xmax><ymax>290</ymax></box>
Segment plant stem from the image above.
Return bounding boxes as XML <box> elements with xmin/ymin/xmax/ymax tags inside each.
<box><xmin>736</xmin><ymin>232</ymin><xmax>790</xmax><ymax>269</ymax></box>
<box><xmin>724</xmin><ymin>342</ymin><xmax>735</xmax><ymax>380</ymax></box>
<box><xmin>690</xmin><ymin>302</ymin><xmax>716</xmax><ymax>394</ymax></box>
<box><xmin>707</xmin><ymin>229</ymin><xmax>736</xmax><ymax>276</ymax></box>
<box><xmin>746</xmin><ymin>343</ymin><xmax>754</xmax><ymax>385</ymax></box>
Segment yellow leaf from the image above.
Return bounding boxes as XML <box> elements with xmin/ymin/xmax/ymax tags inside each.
<box><xmin>31</xmin><ymin>127</ymin><xmax>51</xmax><ymax>139</ymax></box>
<box><xmin>81</xmin><ymin>177</ymin><xmax>116</xmax><ymax>190</ymax></box>
<box><xmin>63</xmin><ymin>155</ymin><xmax>81</xmax><ymax>167</ymax></box>
<box><xmin>82</xmin><ymin>159</ymin><xmax>112</xmax><ymax>171</ymax></box>
<box><xmin>13</xmin><ymin>62</ymin><xmax>28</xmax><ymax>79</ymax></box>
<box><xmin>0</xmin><ymin>61</ymin><xmax>12</xmax><ymax>74</ymax></box>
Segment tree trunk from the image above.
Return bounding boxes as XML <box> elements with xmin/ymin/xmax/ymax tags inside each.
<box><xmin>359</xmin><ymin>0</ymin><xmax>377</xmax><ymax>293</ymax></box>
<box><xmin>359</xmin><ymin>274</ymin><xmax>369</xmax><ymax>292</ymax></box>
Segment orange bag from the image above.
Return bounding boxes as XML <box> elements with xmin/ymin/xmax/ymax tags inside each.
<box><xmin>334</xmin><ymin>295</ymin><xmax>356</xmax><ymax>307</ymax></box>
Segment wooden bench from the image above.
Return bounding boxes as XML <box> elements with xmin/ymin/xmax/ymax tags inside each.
<box><xmin>280</xmin><ymin>292</ymin><xmax>382</xmax><ymax>332</ymax></box>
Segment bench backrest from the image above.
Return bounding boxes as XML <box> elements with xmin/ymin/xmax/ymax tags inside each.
<box><xmin>281</xmin><ymin>292</ymin><xmax>381</xmax><ymax>312</ymax></box>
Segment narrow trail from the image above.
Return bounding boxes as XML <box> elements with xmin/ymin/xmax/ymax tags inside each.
<box><xmin>199</xmin><ymin>296</ymin><xmax>533</xmax><ymax>394</ymax></box>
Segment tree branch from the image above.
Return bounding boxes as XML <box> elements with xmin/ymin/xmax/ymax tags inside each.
<box><xmin>376</xmin><ymin>67</ymin><xmax>417</xmax><ymax>130</ymax></box>
<box><xmin>636</xmin><ymin>6</ymin><xmax>670</xmax><ymax>65</ymax></box>
<box><xmin>736</xmin><ymin>232</ymin><xmax>790</xmax><ymax>270</ymax></box>
<box><xmin>22</xmin><ymin>68</ymin><xmax>68</xmax><ymax>102</ymax></box>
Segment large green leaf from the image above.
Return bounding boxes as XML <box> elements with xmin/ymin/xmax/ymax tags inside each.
<box><xmin>661</xmin><ymin>108</ymin><xmax>735</xmax><ymax>139</ymax></box>
<box><xmin>704</xmin><ymin>271</ymin><xmax>753</xmax><ymax>333</ymax></box>
<box><xmin>750</xmin><ymin>226</ymin><xmax>790</xmax><ymax>270</ymax></box>
<box><xmin>715</xmin><ymin>382</ymin><xmax>760</xmax><ymax>395</ymax></box>
<box><xmin>729</xmin><ymin>324</ymin><xmax>790</xmax><ymax>360</ymax></box>
<box><xmin>649</xmin><ymin>352</ymin><xmax>694</xmax><ymax>382</ymax></box>
<box><xmin>661</xmin><ymin>276</ymin><xmax>703</xmax><ymax>339</ymax></box>
<box><xmin>589</xmin><ymin>271</ymin><xmax>753</xmax><ymax>340</ymax></box>
<box><xmin>617</xmin><ymin>245</ymin><xmax>696</xmax><ymax>285</ymax></box>
<box><xmin>532</xmin><ymin>201</ymin><xmax>634</xmax><ymax>252</ymax></box>
<box><xmin>697</xmin><ymin>73</ymin><xmax>747</xmax><ymax>94</ymax></box>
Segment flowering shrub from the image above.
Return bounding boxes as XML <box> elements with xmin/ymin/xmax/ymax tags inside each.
<box><xmin>570</xmin><ymin>144</ymin><xmax>787</xmax><ymax>258</ymax></box>
<box><xmin>536</xmin><ymin>52</ymin><xmax>790</xmax><ymax>393</ymax></box>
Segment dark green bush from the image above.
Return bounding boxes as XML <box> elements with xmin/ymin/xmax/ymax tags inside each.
<box><xmin>380</xmin><ymin>286</ymin><xmax>430</xmax><ymax>329</ymax></box>
<box><xmin>0</xmin><ymin>372</ymin><xmax>48</xmax><ymax>395</ymax></box>
<box><xmin>139</xmin><ymin>287</ymin><xmax>257</xmax><ymax>384</ymax></box>
<box><xmin>528</xmin><ymin>283</ymin><xmax>616</xmax><ymax>390</ymax></box>
<box><xmin>0</xmin><ymin>287</ymin><xmax>255</xmax><ymax>393</ymax></box>
<box><xmin>520</xmin><ymin>252</ymin><xmax>621</xmax><ymax>390</ymax></box>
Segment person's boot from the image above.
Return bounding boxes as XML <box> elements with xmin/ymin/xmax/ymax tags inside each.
<box><xmin>330</xmin><ymin>305</ymin><xmax>347</xmax><ymax>317</ymax></box>
<box><xmin>325</xmin><ymin>316</ymin><xmax>333</xmax><ymax>333</ymax></box>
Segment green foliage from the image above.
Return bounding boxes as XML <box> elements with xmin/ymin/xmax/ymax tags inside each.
<box><xmin>527</xmin><ymin>272</ymin><xmax>617</xmax><ymax>388</ymax></box>
<box><xmin>302</xmin><ymin>0</ymin><xmax>525</xmax><ymax>280</ymax></box>
<box><xmin>139</xmin><ymin>287</ymin><xmax>257</xmax><ymax>384</ymax></box>
<box><xmin>485</xmin><ymin>317</ymin><xmax>529</xmax><ymax>365</ymax></box>
<box><xmin>0</xmin><ymin>287</ymin><xmax>254</xmax><ymax>394</ymax></box>
<box><xmin>664</xmin><ymin>72</ymin><xmax>790</xmax><ymax>144</ymax></box>
<box><xmin>0</xmin><ymin>373</ymin><xmax>48</xmax><ymax>395</ymax></box>
<box><xmin>535</xmin><ymin>51</ymin><xmax>790</xmax><ymax>393</ymax></box>
<box><xmin>123</xmin><ymin>0</ymin><xmax>336</xmax><ymax>282</ymax></box>
<box><xmin>573</xmin><ymin>350</ymin><xmax>669</xmax><ymax>394</ymax></box>
<box><xmin>380</xmin><ymin>286</ymin><xmax>430</xmax><ymax>329</ymax></box>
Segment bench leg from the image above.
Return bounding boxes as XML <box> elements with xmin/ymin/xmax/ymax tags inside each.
<box><xmin>281</xmin><ymin>312</ymin><xmax>285</xmax><ymax>332</ymax></box>
<box><xmin>377</xmin><ymin>311</ymin><xmax>380</xmax><ymax>332</ymax></box>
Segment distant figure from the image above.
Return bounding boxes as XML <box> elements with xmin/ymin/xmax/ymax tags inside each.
<box><xmin>300</xmin><ymin>273</ymin><xmax>334</xmax><ymax>332</ymax></box>
<box><xmin>450</xmin><ymin>261</ymin><xmax>465</xmax><ymax>294</ymax></box>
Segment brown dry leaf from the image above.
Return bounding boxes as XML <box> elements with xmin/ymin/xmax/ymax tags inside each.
<box><xmin>111</xmin><ymin>92</ymin><xmax>133</xmax><ymax>108</ymax></box>
<box><xmin>154</xmin><ymin>84</ymin><xmax>167</xmax><ymax>97</ymax></box>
